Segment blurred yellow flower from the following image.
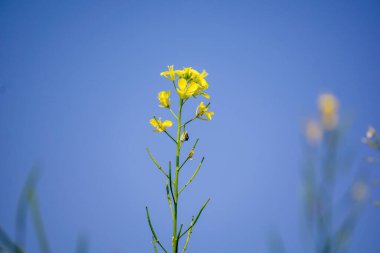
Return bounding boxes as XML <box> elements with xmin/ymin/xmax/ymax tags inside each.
<box><xmin>160</xmin><ymin>65</ymin><xmax>176</xmax><ymax>81</ymax></box>
<box><xmin>318</xmin><ymin>93</ymin><xmax>339</xmax><ymax>130</ymax></box>
<box><xmin>305</xmin><ymin>120</ymin><xmax>322</xmax><ymax>144</ymax></box>
<box><xmin>196</xmin><ymin>102</ymin><xmax>214</xmax><ymax>120</ymax></box>
<box><xmin>149</xmin><ymin>118</ymin><xmax>173</xmax><ymax>132</ymax></box>
<box><xmin>177</xmin><ymin>78</ymin><xmax>199</xmax><ymax>99</ymax></box>
<box><xmin>158</xmin><ymin>90</ymin><xmax>171</xmax><ymax>108</ymax></box>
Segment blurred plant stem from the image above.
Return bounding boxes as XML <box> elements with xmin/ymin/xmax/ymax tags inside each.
<box><xmin>1</xmin><ymin>167</ymin><xmax>51</xmax><ymax>253</ymax></box>
<box><xmin>301</xmin><ymin>94</ymin><xmax>364</xmax><ymax>253</ymax></box>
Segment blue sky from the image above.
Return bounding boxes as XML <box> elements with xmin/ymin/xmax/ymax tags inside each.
<box><xmin>1</xmin><ymin>0</ymin><xmax>380</xmax><ymax>252</ymax></box>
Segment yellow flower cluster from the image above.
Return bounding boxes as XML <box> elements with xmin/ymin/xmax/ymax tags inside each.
<box><xmin>305</xmin><ymin>93</ymin><xmax>339</xmax><ymax>144</ymax></box>
<box><xmin>160</xmin><ymin>65</ymin><xmax>210</xmax><ymax>99</ymax></box>
<box><xmin>150</xmin><ymin>65</ymin><xmax>214</xmax><ymax>132</ymax></box>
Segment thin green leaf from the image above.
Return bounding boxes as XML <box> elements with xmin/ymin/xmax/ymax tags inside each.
<box><xmin>180</xmin><ymin>198</ymin><xmax>210</xmax><ymax>238</ymax></box>
<box><xmin>179</xmin><ymin>157</ymin><xmax>205</xmax><ymax>195</ymax></box>
<box><xmin>146</xmin><ymin>148</ymin><xmax>169</xmax><ymax>178</ymax></box>
<box><xmin>145</xmin><ymin>207</ymin><xmax>168</xmax><ymax>253</ymax></box>
<box><xmin>182</xmin><ymin>217</ymin><xmax>194</xmax><ymax>253</ymax></box>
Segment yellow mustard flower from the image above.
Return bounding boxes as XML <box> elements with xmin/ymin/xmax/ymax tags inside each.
<box><xmin>196</xmin><ymin>102</ymin><xmax>214</xmax><ymax>120</ymax></box>
<box><xmin>158</xmin><ymin>90</ymin><xmax>171</xmax><ymax>108</ymax></box>
<box><xmin>149</xmin><ymin>118</ymin><xmax>173</xmax><ymax>132</ymax></box>
<box><xmin>160</xmin><ymin>65</ymin><xmax>176</xmax><ymax>81</ymax></box>
<box><xmin>177</xmin><ymin>78</ymin><xmax>199</xmax><ymax>99</ymax></box>
<box><xmin>198</xmin><ymin>70</ymin><xmax>209</xmax><ymax>89</ymax></box>
<box><xmin>192</xmin><ymin>70</ymin><xmax>210</xmax><ymax>99</ymax></box>
<box><xmin>176</xmin><ymin>67</ymin><xmax>210</xmax><ymax>99</ymax></box>
<box><xmin>318</xmin><ymin>93</ymin><xmax>339</xmax><ymax>130</ymax></box>
<box><xmin>176</xmin><ymin>67</ymin><xmax>198</xmax><ymax>81</ymax></box>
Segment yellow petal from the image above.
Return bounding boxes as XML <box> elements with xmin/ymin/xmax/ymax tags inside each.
<box><xmin>187</xmin><ymin>82</ymin><xmax>199</xmax><ymax>95</ymax></box>
<box><xmin>200</xmin><ymin>70</ymin><xmax>208</xmax><ymax>78</ymax></box>
<box><xmin>149</xmin><ymin>118</ymin><xmax>158</xmax><ymax>127</ymax></box>
<box><xmin>177</xmin><ymin>88</ymin><xmax>186</xmax><ymax>99</ymax></box>
<box><xmin>199</xmin><ymin>79</ymin><xmax>209</xmax><ymax>90</ymax></box>
<box><xmin>205</xmin><ymin>111</ymin><xmax>214</xmax><ymax>120</ymax></box>
<box><xmin>199</xmin><ymin>102</ymin><xmax>207</xmax><ymax>112</ymax></box>
<box><xmin>201</xmin><ymin>92</ymin><xmax>210</xmax><ymax>99</ymax></box>
<box><xmin>178</xmin><ymin>78</ymin><xmax>187</xmax><ymax>91</ymax></box>
<box><xmin>163</xmin><ymin>120</ymin><xmax>173</xmax><ymax>128</ymax></box>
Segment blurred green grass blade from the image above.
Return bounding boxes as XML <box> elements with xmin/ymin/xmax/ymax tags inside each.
<box><xmin>28</xmin><ymin>191</ymin><xmax>51</xmax><ymax>253</ymax></box>
<box><xmin>75</xmin><ymin>235</ymin><xmax>88</xmax><ymax>253</ymax></box>
<box><xmin>16</xmin><ymin>167</ymin><xmax>40</xmax><ymax>247</ymax></box>
<box><xmin>0</xmin><ymin>226</ymin><xmax>23</xmax><ymax>253</ymax></box>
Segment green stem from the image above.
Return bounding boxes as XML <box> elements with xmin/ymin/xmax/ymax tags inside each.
<box><xmin>181</xmin><ymin>117</ymin><xmax>196</xmax><ymax>129</ymax></box>
<box><xmin>173</xmin><ymin>98</ymin><xmax>183</xmax><ymax>253</ymax></box>
<box><xmin>169</xmin><ymin>108</ymin><xmax>178</xmax><ymax>120</ymax></box>
<box><xmin>178</xmin><ymin>139</ymin><xmax>200</xmax><ymax>172</ymax></box>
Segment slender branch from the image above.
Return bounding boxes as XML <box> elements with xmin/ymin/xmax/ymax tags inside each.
<box><xmin>166</xmin><ymin>182</ymin><xmax>173</xmax><ymax>214</ymax></box>
<box><xmin>177</xmin><ymin>224</ymin><xmax>183</xmax><ymax>238</ymax></box>
<box><xmin>180</xmin><ymin>198</ymin><xmax>210</xmax><ymax>238</ymax></box>
<box><xmin>146</xmin><ymin>207</ymin><xmax>168</xmax><ymax>253</ymax></box>
<box><xmin>146</xmin><ymin>148</ymin><xmax>169</xmax><ymax>178</ymax></box>
<box><xmin>182</xmin><ymin>217</ymin><xmax>194</xmax><ymax>253</ymax></box>
<box><xmin>181</xmin><ymin>117</ymin><xmax>196</xmax><ymax>129</ymax></box>
<box><xmin>168</xmin><ymin>164</ymin><xmax>176</xmax><ymax>204</ymax></box>
<box><xmin>175</xmin><ymin>224</ymin><xmax>184</xmax><ymax>251</ymax></box>
<box><xmin>164</xmin><ymin>130</ymin><xmax>178</xmax><ymax>144</ymax></box>
<box><xmin>152</xmin><ymin>236</ymin><xmax>159</xmax><ymax>253</ymax></box>
<box><xmin>179</xmin><ymin>139</ymin><xmax>200</xmax><ymax>172</ymax></box>
<box><xmin>179</xmin><ymin>157</ymin><xmax>205</xmax><ymax>195</ymax></box>
<box><xmin>179</xmin><ymin>157</ymin><xmax>191</xmax><ymax>172</ymax></box>
<box><xmin>170</xmin><ymin>108</ymin><xmax>178</xmax><ymax>120</ymax></box>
